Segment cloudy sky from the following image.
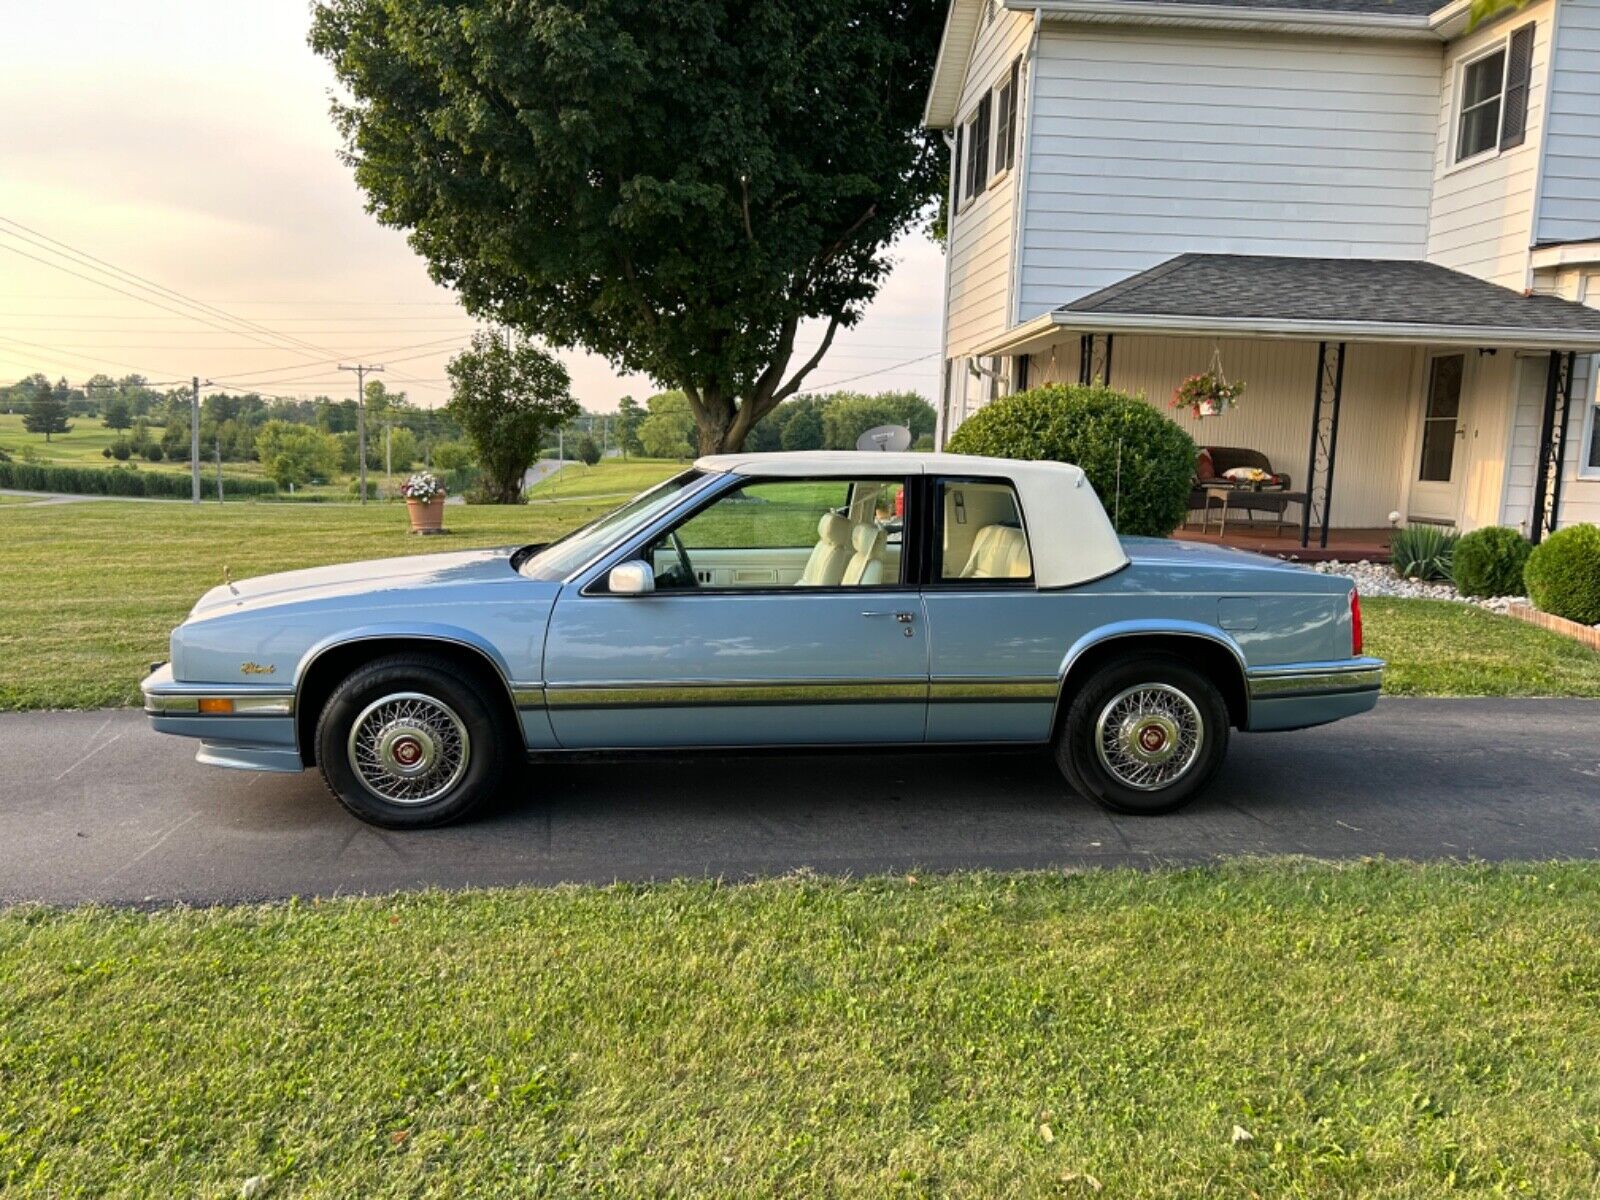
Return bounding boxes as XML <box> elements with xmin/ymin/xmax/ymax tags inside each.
<box><xmin>0</xmin><ymin>2</ymin><xmax>944</xmax><ymax>411</ymax></box>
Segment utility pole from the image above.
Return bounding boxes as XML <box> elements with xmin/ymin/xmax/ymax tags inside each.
<box><xmin>385</xmin><ymin>421</ymin><xmax>392</xmax><ymax>483</ymax></box>
<box><xmin>338</xmin><ymin>363</ymin><xmax>383</xmax><ymax>503</ymax></box>
<box><xmin>190</xmin><ymin>376</ymin><xmax>201</xmax><ymax>505</ymax></box>
<box><xmin>215</xmin><ymin>430</ymin><xmax>223</xmax><ymax>503</ymax></box>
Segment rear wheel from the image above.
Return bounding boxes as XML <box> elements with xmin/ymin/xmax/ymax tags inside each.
<box><xmin>1055</xmin><ymin>654</ymin><xmax>1229</xmax><ymax>815</ymax></box>
<box><xmin>315</xmin><ymin>654</ymin><xmax>511</xmax><ymax>828</ymax></box>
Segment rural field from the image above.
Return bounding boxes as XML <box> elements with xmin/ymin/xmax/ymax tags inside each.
<box><xmin>4</xmin><ymin>861</ymin><xmax>1600</xmax><ymax>1196</ymax></box>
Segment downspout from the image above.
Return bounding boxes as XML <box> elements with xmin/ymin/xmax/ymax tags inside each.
<box><xmin>936</xmin><ymin>128</ymin><xmax>958</xmax><ymax>449</ymax></box>
<box><xmin>1008</xmin><ymin>9</ymin><xmax>1044</xmax><ymax>335</ymax></box>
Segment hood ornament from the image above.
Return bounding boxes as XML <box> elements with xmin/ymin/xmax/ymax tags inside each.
<box><xmin>224</xmin><ymin>565</ymin><xmax>240</xmax><ymax>596</ymax></box>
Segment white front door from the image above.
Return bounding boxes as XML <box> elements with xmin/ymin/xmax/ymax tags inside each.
<box><xmin>1409</xmin><ymin>352</ymin><xmax>1470</xmax><ymax>523</ymax></box>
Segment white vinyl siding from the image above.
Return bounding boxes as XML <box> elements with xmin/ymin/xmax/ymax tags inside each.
<box><xmin>943</xmin><ymin>9</ymin><xmax>1033</xmax><ymax>362</ymax></box>
<box><xmin>1536</xmin><ymin>0</ymin><xmax>1600</xmax><ymax>246</ymax></box>
<box><xmin>1427</xmin><ymin>3</ymin><xmax>1554</xmax><ymax>288</ymax></box>
<box><xmin>1015</xmin><ymin>26</ymin><xmax>1439</xmax><ymax>318</ymax></box>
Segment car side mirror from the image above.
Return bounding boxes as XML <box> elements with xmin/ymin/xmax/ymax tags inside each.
<box><xmin>608</xmin><ymin>560</ymin><xmax>655</xmax><ymax>595</ymax></box>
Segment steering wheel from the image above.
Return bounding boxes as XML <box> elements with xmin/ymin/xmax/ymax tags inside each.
<box><xmin>669</xmin><ymin>530</ymin><xmax>696</xmax><ymax>586</ymax></box>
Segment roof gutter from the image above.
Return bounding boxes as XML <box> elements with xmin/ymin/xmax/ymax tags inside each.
<box><xmin>977</xmin><ymin>310</ymin><xmax>1600</xmax><ymax>356</ymax></box>
<box><xmin>1005</xmin><ymin>0</ymin><xmax>1438</xmax><ymax>39</ymax></box>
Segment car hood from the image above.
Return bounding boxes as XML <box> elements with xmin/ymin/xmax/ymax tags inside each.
<box><xmin>188</xmin><ymin>547</ymin><xmax>523</xmax><ymax>619</ymax></box>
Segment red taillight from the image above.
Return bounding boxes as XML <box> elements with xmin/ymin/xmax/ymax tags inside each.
<box><xmin>1350</xmin><ymin>590</ymin><xmax>1364</xmax><ymax>657</ymax></box>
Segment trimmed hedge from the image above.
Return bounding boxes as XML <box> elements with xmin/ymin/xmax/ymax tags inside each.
<box><xmin>1451</xmin><ymin>526</ymin><xmax>1531</xmax><ymax>598</ymax></box>
<box><xmin>1524</xmin><ymin>523</ymin><xmax>1600</xmax><ymax>625</ymax></box>
<box><xmin>946</xmin><ymin>384</ymin><xmax>1196</xmax><ymax>536</ymax></box>
<box><xmin>0</xmin><ymin>461</ymin><xmax>277</xmax><ymax>499</ymax></box>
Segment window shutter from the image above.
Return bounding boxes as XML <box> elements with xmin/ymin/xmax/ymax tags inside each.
<box><xmin>973</xmin><ymin>94</ymin><xmax>991</xmax><ymax>193</ymax></box>
<box><xmin>1501</xmin><ymin>22</ymin><xmax>1535</xmax><ymax>150</ymax></box>
<box><xmin>952</xmin><ymin>125</ymin><xmax>963</xmax><ymax>214</ymax></box>
<box><xmin>1005</xmin><ymin>58</ymin><xmax>1021</xmax><ymax>172</ymax></box>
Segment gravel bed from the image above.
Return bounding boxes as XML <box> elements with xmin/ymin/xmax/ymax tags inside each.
<box><xmin>1309</xmin><ymin>560</ymin><xmax>1526</xmax><ymax>614</ymax></box>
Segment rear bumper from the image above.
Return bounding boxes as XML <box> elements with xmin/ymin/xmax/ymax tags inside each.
<box><xmin>1244</xmin><ymin>657</ymin><xmax>1383</xmax><ymax>732</ymax></box>
<box><xmin>142</xmin><ymin>663</ymin><xmax>303</xmax><ymax>773</ymax></box>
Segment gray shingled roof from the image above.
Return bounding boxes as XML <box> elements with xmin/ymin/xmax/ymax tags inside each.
<box><xmin>1107</xmin><ymin>0</ymin><xmax>1440</xmax><ymax>15</ymax></box>
<box><xmin>1061</xmin><ymin>254</ymin><xmax>1600</xmax><ymax>335</ymax></box>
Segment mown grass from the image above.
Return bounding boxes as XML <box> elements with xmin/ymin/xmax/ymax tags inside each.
<box><xmin>0</xmin><ymin>411</ymin><xmax>130</xmax><ymax>465</ymax></box>
<box><xmin>3</xmin><ymin>862</ymin><xmax>1600</xmax><ymax>1196</ymax></box>
<box><xmin>525</xmin><ymin>456</ymin><xmax>682</xmax><ymax>500</ymax></box>
<box><xmin>1363</xmin><ymin>597</ymin><xmax>1600</xmax><ymax>698</ymax></box>
<box><xmin>0</xmin><ymin>499</ymin><xmax>614</xmax><ymax>710</ymax></box>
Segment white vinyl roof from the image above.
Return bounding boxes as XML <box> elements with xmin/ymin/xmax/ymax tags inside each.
<box><xmin>694</xmin><ymin>451</ymin><xmax>1129</xmax><ymax>587</ymax></box>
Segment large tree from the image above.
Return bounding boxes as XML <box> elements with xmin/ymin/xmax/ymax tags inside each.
<box><xmin>310</xmin><ymin>0</ymin><xmax>943</xmax><ymax>454</ymax></box>
<box><xmin>446</xmin><ymin>330</ymin><xmax>578</xmax><ymax>503</ymax></box>
<box><xmin>23</xmin><ymin>378</ymin><xmax>72</xmax><ymax>442</ymax></box>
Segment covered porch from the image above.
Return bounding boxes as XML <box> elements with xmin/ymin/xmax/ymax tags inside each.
<box><xmin>954</xmin><ymin>255</ymin><xmax>1600</xmax><ymax>555</ymax></box>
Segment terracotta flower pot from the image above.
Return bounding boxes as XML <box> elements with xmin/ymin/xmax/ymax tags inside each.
<box><xmin>407</xmin><ymin>494</ymin><xmax>446</xmax><ymax>533</ymax></box>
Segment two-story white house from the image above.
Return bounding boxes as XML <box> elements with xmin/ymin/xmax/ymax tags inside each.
<box><xmin>927</xmin><ymin>0</ymin><xmax>1600</xmax><ymax>548</ymax></box>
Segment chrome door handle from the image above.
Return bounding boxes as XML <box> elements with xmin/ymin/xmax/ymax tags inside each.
<box><xmin>862</xmin><ymin>611</ymin><xmax>915</xmax><ymax>623</ymax></box>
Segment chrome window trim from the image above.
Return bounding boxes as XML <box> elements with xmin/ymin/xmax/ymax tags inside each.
<box><xmin>575</xmin><ymin>471</ymin><xmax>917</xmax><ymax>598</ymax></box>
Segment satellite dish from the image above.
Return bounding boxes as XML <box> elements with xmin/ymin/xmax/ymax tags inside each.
<box><xmin>857</xmin><ymin>424</ymin><xmax>913</xmax><ymax>452</ymax></box>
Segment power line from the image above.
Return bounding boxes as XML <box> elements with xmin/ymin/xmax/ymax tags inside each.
<box><xmin>795</xmin><ymin>351</ymin><xmax>940</xmax><ymax>394</ymax></box>
<box><xmin>0</xmin><ymin>217</ymin><xmax>343</xmax><ymax>361</ymax></box>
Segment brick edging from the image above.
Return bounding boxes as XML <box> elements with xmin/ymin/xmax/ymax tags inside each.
<box><xmin>1506</xmin><ymin>603</ymin><xmax>1600</xmax><ymax>652</ymax></box>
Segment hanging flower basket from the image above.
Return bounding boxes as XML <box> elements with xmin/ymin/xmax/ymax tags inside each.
<box><xmin>1172</xmin><ymin>371</ymin><xmax>1245</xmax><ymax>419</ymax></box>
<box><xmin>400</xmin><ymin>472</ymin><xmax>447</xmax><ymax>534</ymax></box>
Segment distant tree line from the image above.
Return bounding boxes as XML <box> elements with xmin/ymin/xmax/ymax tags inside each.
<box><xmin>616</xmin><ymin>389</ymin><xmax>935</xmax><ymax>461</ymax></box>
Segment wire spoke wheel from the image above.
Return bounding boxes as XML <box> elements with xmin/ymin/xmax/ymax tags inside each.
<box><xmin>346</xmin><ymin>691</ymin><xmax>471</xmax><ymax>806</ymax></box>
<box><xmin>1093</xmin><ymin>683</ymin><xmax>1204</xmax><ymax>792</ymax></box>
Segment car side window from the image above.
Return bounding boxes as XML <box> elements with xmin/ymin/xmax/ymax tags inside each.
<box><xmin>935</xmin><ymin>479</ymin><xmax>1033</xmax><ymax>582</ymax></box>
<box><xmin>642</xmin><ymin>478</ymin><xmax>905</xmax><ymax>590</ymax></box>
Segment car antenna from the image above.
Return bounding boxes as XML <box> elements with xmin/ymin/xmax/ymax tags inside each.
<box><xmin>1113</xmin><ymin>439</ymin><xmax>1123</xmax><ymax>532</ymax></box>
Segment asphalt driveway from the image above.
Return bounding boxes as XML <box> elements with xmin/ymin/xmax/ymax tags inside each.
<box><xmin>2</xmin><ymin>698</ymin><xmax>1597</xmax><ymax>906</ymax></box>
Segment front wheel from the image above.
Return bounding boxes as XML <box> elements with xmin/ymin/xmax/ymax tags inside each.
<box><xmin>316</xmin><ymin>654</ymin><xmax>511</xmax><ymax>828</ymax></box>
<box><xmin>1055</xmin><ymin>654</ymin><xmax>1229</xmax><ymax>815</ymax></box>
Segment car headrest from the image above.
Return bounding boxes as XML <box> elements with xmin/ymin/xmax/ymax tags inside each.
<box><xmin>817</xmin><ymin>512</ymin><xmax>852</xmax><ymax>547</ymax></box>
<box><xmin>852</xmin><ymin>523</ymin><xmax>885</xmax><ymax>556</ymax></box>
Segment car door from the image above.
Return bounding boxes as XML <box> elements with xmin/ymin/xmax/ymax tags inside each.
<box><xmin>920</xmin><ymin>475</ymin><xmax>1065</xmax><ymax>744</ymax></box>
<box><xmin>542</xmin><ymin>474</ymin><xmax>929</xmax><ymax>749</ymax></box>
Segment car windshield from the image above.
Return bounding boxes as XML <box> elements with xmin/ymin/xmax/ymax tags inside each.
<box><xmin>517</xmin><ymin>469</ymin><xmax>704</xmax><ymax>581</ymax></box>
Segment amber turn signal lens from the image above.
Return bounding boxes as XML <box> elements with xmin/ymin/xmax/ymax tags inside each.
<box><xmin>197</xmin><ymin>698</ymin><xmax>235</xmax><ymax>715</ymax></box>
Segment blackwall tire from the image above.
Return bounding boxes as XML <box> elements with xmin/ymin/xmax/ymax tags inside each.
<box><xmin>315</xmin><ymin>654</ymin><xmax>511</xmax><ymax>828</ymax></box>
<box><xmin>1056</xmin><ymin>653</ymin><xmax>1229</xmax><ymax>816</ymax></box>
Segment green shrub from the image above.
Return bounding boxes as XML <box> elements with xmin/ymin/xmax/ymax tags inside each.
<box><xmin>1390</xmin><ymin>524</ymin><xmax>1457</xmax><ymax>583</ymax></box>
<box><xmin>108</xmin><ymin>438</ymin><xmax>133</xmax><ymax>462</ymax></box>
<box><xmin>0</xmin><ymin>461</ymin><xmax>275</xmax><ymax>498</ymax></box>
<box><xmin>144</xmin><ymin>444</ymin><xmax>164</xmax><ymax>463</ymax></box>
<box><xmin>1524</xmin><ymin>524</ymin><xmax>1600</xmax><ymax>625</ymax></box>
<box><xmin>945</xmin><ymin>384</ymin><xmax>1195</xmax><ymax>536</ymax></box>
<box><xmin>1451</xmin><ymin>526</ymin><xmax>1531</xmax><ymax>597</ymax></box>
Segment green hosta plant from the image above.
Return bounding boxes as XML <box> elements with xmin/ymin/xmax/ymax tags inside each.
<box><xmin>1390</xmin><ymin>524</ymin><xmax>1458</xmax><ymax>583</ymax></box>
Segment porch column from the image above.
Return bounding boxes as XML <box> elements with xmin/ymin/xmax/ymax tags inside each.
<box><xmin>1300</xmin><ymin>340</ymin><xmax>1347</xmax><ymax>550</ymax></box>
<box><xmin>1078</xmin><ymin>333</ymin><xmax>1113</xmax><ymax>387</ymax></box>
<box><xmin>1530</xmin><ymin>350</ymin><xmax>1577</xmax><ymax>545</ymax></box>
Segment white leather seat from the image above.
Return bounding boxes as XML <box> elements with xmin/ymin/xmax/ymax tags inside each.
<box><xmin>959</xmin><ymin>524</ymin><xmax>1032</xmax><ymax>579</ymax></box>
<box><xmin>796</xmin><ymin>513</ymin><xmax>855</xmax><ymax>586</ymax></box>
<box><xmin>842</xmin><ymin>524</ymin><xmax>887</xmax><ymax>586</ymax></box>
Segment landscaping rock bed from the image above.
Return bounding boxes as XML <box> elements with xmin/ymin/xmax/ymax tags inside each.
<box><xmin>1309</xmin><ymin>560</ymin><xmax>1526</xmax><ymax>614</ymax></box>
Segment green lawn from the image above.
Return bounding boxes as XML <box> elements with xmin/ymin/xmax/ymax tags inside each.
<box><xmin>0</xmin><ymin>411</ymin><xmax>131</xmax><ymax>465</ymax></box>
<box><xmin>0</xmin><ymin>499</ymin><xmax>615</xmax><ymax>710</ymax></box>
<box><xmin>525</xmin><ymin>456</ymin><xmax>683</xmax><ymax>500</ymax></box>
<box><xmin>1363</xmin><ymin>597</ymin><xmax>1600</xmax><ymax>698</ymax></box>
<box><xmin>1</xmin><ymin>500</ymin><xmax>1597</xmax><ymax>711</ymax></box>
<box><xmin>4</xmin><ymin>862</ymin><xmax>1600</xmax><ymax>1196</ymax></box>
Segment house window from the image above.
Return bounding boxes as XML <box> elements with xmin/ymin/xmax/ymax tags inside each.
<box><xmin>1457</xmin><ymin>49</ymin><xmax>1507</xmax><ymax>161</ymax></box>
<box><xmin>1454</xmin><ymin>23</ymin><xmax>1535</xmax><ymax>164</ymax></box>
<box><xmin>963</xmin><ymin>94</ymin><xmax>992</xmax><ymax>200</ymax></box>
<box><xmin>1585</xmin><ymin>361</ymin><xmax>1600</xmax><ymax>474</ymax></box>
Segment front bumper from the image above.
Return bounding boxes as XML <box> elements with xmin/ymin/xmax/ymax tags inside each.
<box><xmin>141</xmin><ymin>663</ymin><xmax>303</xmax><ymax>773</ymax></box>
<box><xmin>1244</xmin><ymin>657</ymin><xmax>1384</xmax><ymax>732</ymax></box>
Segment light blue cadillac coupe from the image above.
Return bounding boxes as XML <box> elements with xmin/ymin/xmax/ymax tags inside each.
<box><xmin>143</xmin><ymin>451</ymin><xmax>1382</xmax><ymax>828</ymax></box>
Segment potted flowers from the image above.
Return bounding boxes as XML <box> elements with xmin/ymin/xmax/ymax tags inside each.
<box><xmin>1172</xmin><ymin>371</ymin><xmax>1245</xmax><ymax>419</ymax></box>
<box><xmin>400</xmin><ymin>471</ymin><xmax>447</xmax><ymax>534</ymax></box>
